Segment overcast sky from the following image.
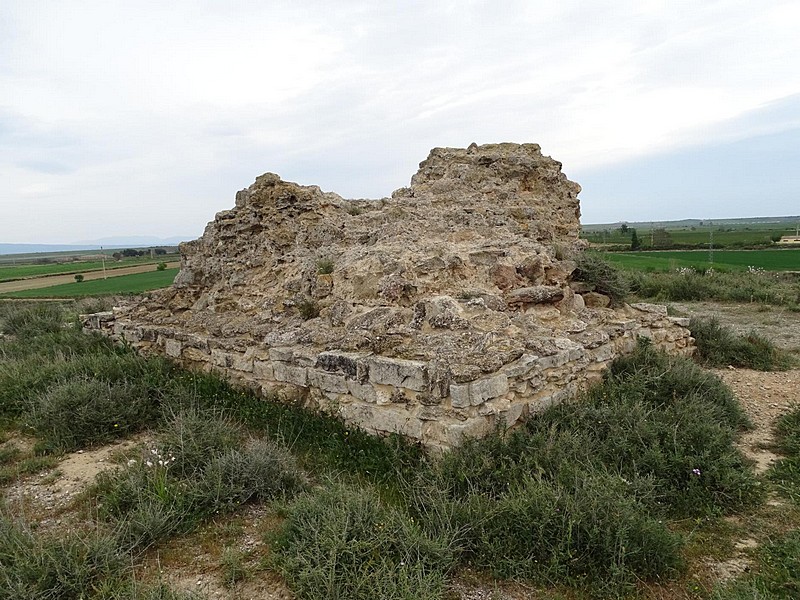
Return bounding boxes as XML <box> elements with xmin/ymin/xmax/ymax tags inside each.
<box><xmin>2</xmin><ymin>0</ymin><xmax>799</xmax><ymax>244</ymax></box>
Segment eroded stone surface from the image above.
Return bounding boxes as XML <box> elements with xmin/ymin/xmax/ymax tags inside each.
<box><xmin>85</xmin><ymin>143</ymin><xmax>693</xmax><ymax>448</ymax></box>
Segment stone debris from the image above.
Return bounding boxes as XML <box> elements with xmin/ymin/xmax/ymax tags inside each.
<box><xmin>84</xmin><ymin>143</ymin><xmax>692</xmax><ymax>448</ymax></box>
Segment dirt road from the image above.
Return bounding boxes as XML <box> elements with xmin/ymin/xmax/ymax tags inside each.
<box><xmin>0</xmin><ymin>262</ymin><xmax>180</xmax><ymax>293</ymax></box>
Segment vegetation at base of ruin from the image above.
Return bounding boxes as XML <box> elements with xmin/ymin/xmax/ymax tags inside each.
<box><xmin>690</xmin><ymin>317</ymin><xmax>796</xmax><ymax>371</ymax></box>
<box><xmin>770</xmin><ymin>405</ymin><xmax>800</xmax><ymax>505</ymax></box>
<box><xmin>273</xmin><ymin>483</ymin><xmax>455</xmax><ymax>600</ymax></box>
<box><xmin>600</xmin><ymin>248</ymin><xmax>800</xmax><ymax>272</ymax></box>
<box><xmin>315</xmin><ymin>257</ymin><xmax>334</xmax><ymax>275</ymax></box>
<box><xmin>1</xmin><ymin>301</ymin><xmax>796</xmax><ymax>599</ymax></box>
<box><xmin>94</xmin><ymin>415</ymin><xmax>308</xmax><ymax>551</ymax></box>
<box><xmin>0</xmin><ymin>254</ymin><xmax>180</xmax><ymax>283</ymax></box>
<box><xmin>0</xmin><ymin>512</ymin><xmax>203</xmax><ymax>599</ymax></box>
<box><xmin>572</xmin><ymin>252</ymin><xmax>629</xmax><ymax>304</ymax></box>
<box><xmin>0</xmin><ymin>268</ymin><xmax>179</xmax><ymax>298</ymax></box>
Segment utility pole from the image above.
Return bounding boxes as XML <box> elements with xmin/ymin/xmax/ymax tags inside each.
<box><xmin>101</xmin><ymin>246</ymin><xmax>107</xmax><ymax>279</ymax></box>
<box><xmin>708</xmin><ymin>221</ymin><xmax>714</xmax><ymax>268</ymax></box>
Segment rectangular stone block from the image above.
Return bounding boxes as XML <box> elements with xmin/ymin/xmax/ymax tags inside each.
<box><xmin>253</xmin><ymin>360</ymin><xmax>274</xmax><ymax>380</ymax></box>
<box><xmin>502</xmin><ymin>354</ymin><xmax>539</xmax><ymax>378</ymax></box>
<box><xmin>367</xmin><ymin>356</ymin><xmax>428</xmax><ymax>391</ymax></box>
<box><xmin>347</xmin><ymin>380</ymin><xmax>377</xmax><ymax>403</ymax></box>
<box><xmin>273</xmin><ymin>362</ymin><xmax>309</xmax><ymax>386</ymax></box>
<box><xmin>449</xmin><ymin>383</ymin><xmax>470</xmax><ymax>408</ymax></box>
<box><xmin>165</xmin><ymin>338</ymin><xmax>182</xmax><ymax>358</ymax></box>
<box><xmin>308</xmin><ymin>369</ymin><xmax>349</xmax><ymax>394</ymax></box>
<box><xmin>317</xmin><ymin>351</ymin><xmax>367</xmax><ymax>378</ymax></box>
<box><xmin>268</xmin><ymin>347</ymin><xmax>294</xmax><ymax>362</ymax></box>
<box><xmin>231</xmin><ymin>352</ymin><xmax>253</xmax><ymax>373</ymax></box>
<box><xmin>211</xmin><ymin>349</ymin><xmax>233</xmax><ymax>368</ymax></box>
<box><xmin>470</xmin><ymin>373</ymin><xmax>509</xmax><ymax>405</ymax></box>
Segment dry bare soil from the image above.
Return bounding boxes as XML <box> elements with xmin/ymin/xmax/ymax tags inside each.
<box><xmin>3</xmin><ymin>300</ymin><xmax>800</xmax><ymax>599</ymax></box>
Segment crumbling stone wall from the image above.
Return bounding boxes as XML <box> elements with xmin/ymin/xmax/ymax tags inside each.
<box><xmin>85</xmin><ymin>143</ymin><xmax>693</xmax><ymax>448</ymax></box>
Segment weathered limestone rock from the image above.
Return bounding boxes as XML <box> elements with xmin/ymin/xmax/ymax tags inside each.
<box><xmin>84</xmin><ymin>143</ymin><xmax>693</xmax><ymax>449</ymax></box>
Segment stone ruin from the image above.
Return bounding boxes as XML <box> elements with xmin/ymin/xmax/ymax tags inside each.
<box><xmin>85</xmin><ymin>143</ymin><xmax>693</xmax><ymax>448</ymax></box>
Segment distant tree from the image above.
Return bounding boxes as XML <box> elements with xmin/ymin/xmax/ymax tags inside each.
<box><xmin>121</xmin><ymin>248</ymin><xmax>142</xmax><ymax>257</ymax></box>
<box><xmin>154</xmin><ymin>248</ymin><xmax>167</xmax><ymax>255</ymax></box>
<box><xmin>630</xmin><ymin>229</ymin><xmax>642</xmax><ymax>251</ymax></box>
<box><xmin>156</xmin><ymin>262</ymin><xmax>167</xmax><ymax>271</ymax></box>
<box><xmin>652</xmin><ymin>228</ymin><xmax>674</xmax><ymax>248</ymax></box>
<box><xmin>771</xmin><ymin>233</ymin><xmax>783</xmax><ymax>243</ymax></box>
<box><xmin>619</xmin><ymin>223</ymin><xmax>629</xmax><ymax>234</ymax></box>
<box><xmin>112</xmin><ymin>252</ymin><xmax>122</xmax><ymax>261</ymax></box>
<box><xmin>74</xmin><ymin>274</ymin><xmax>84</xmax><ymax>283</ymax></box>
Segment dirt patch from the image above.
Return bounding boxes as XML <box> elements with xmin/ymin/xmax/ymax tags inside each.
<box><xmin>3</xmin><ymin>436</ymin><xmax>145</xmax><ymax>523</ymax></box>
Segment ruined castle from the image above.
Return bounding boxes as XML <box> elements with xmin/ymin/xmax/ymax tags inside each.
<box><xmin>85</xmin><ymin>143</ymin><xmax>693</xmax><ymax>448</ymax></box>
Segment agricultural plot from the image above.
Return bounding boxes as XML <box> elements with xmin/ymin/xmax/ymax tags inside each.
<box><xmin>0</xmin><ymin>254</ymin><xmax>180</xmax><ymax>282</ymax></box>
<box><xmin>0</xmin><ymin>268</ymin><xmax>179</xmax><ymax>298</ymax></box>
<box><xmin>581</xmin><ymin>219</ymin><xmax>800</xmax><ymax>249</ymax></box>
<box><xmin>601</xmin><ymin>249</ymin><xmax>800</xmax><ymax>272</ymax></box>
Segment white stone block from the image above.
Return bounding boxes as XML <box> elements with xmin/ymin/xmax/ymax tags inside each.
<box><xmin>367</xmin><ymin>356</ymin><xmax>428</xmax><ymax>391</ymax></box>
<box><xmin>273</xmin><ymin>362</ymin><xmax>309</xmax><ymax>386</ymax></box>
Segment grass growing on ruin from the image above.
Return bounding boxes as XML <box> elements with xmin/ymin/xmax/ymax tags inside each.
<box><xmin>0</xmin><ymin>301</ymin><xmax>773</xmax><ymax>598</ymax></box>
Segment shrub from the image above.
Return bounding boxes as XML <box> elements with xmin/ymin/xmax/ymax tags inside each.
<box><xmin>26</xmin><ymin>378</ymin><xmax>159</xmax><ymax>452</ymax></box>
<box><xmin>453</xmin><ymin>473</ymin><xmax>682</xmax><ymax>594</ymax></box>
<box><xmin>200</xmin><ymin>438</ymin><xmax>308</xmax><ymax>510</ymax></box>
<box><xmin>74</xmin><ymin>273</ymin><xmax>85</xmax><ymax>283</ymax></box>
<box><xmin>316</xmin><ymin>258</ymin><xmax>334</xmax><ymax>275</ymax></box>
<box><xmin>274</xmin><ymin>484</ymin><xmax>456</xmax><ymax>600</ymax></box>
<box><xmin>0</xmin><ymin>303</ymin><xmax>64</xmax><ymax>336</ymax></box>
<box><xmin>429</xmin><ymin>341</ymin><xmax>760</xmax><ymax>518</ymax></box>
<box><xmin>690</xmin><ymin>317</ymin><xmax>795</xmax><ymax>371</ymax></box>
<box><xmin>157</xmin><ymin>406</ymin><xmax>243</xmax><ymax>478</ymax></box>
<box><xmin>296</xmin><ymin>298</ymin><xmax>320</xmax><ymax>320</ymax></box>
<box><xmin>0</xmin><ymin>512</ymin><xmax>125</xmax><ymax>599</ymax></box>
<box><xmin>156</xmin><ymin>262</ymin><xmax>167</xmax><ymax>271</ymax></box>
<box><xmin>572</xmin><ymin>252</ymin><xmax>629</xmax><ymax>304</ymax></box>
<box><xmin>96</xmin><ymin>412</ymin><xmax>307</xmax><ymax>550</ymax></box>
<box><xmin>770</xmin><ymin>406</ymin><xmax>800</xmax><ymax>503</ymax></box>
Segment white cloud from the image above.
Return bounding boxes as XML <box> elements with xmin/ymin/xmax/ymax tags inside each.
<box><xmin>1</xmin><ymin>0</ymin><xmax>799</xmax><ymax>242</ymax></box>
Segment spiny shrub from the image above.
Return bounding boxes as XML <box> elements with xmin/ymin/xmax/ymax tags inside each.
<box><xmin>432</xmin><ymin>472</ymin><xmax>682</xmax><ymax>595</ymax></box>
<box><xmin>157</xmin><ymin>406</ymin><xmax>243</xmax><ymax>478</ymax></box>
<box><xmin>200</xmin><ymin>438</ymin><xmax>309</xmax><ymax>510</ymax></box>
<box><xmin>274</xmin><ymin>484</ymin><xmax>457</xmax><ymax>600</ymax></box>
<box><xmin>96</xmin><ymin>411</ymin><xmax>307</xmax><ymax>550</ymax></box>
<box><xmin>572</xmin><ymin>252</ymin><xmax>629</xmax><ymax>304</ymax></box>
<box><xmin>26</xmin><ymin>378</ymin><xmax>158</xmax><ymax>452</ymax></box>
<box><xmin>429</xmin><ymin>341</ymin><xmax>761</xmax><ymax>519</ymax></box>
<box><xmin>0</xmin><ymin>512</ymin><xmax>125</xmax><ymax>599</ymax></box>
<box><xmin>769</xmin><ymin>406</ymin><xmax>800</xmax><ymax>503</ymax></box>
<box><xmin>690</xmin><ymin>317</ymin><xmax>795</xmax><ymax>371</ymax></box>
<box><xmin>0</xmin><ymin>303</ymin><xmax>65</xmax><ymax>337</ymax></box>
<box><xmin>163</xmin><ymin>370</ymin><xmax>423</xmax><ymax>484</ymax></box>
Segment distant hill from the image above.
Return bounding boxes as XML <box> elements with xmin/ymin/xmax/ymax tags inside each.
<box><xmin>582</xmin><ymin>215</ymin><xmax>800</xmax><ymax>232</ymax></box>
<box><xmin>0</xmin><ymin>236</ymin><xmax>192</xmax><ymax>256</ymax></box>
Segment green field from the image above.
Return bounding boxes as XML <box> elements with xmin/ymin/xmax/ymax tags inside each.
<box><xmin>582</xmin><ymin>224</ymin><xmax>799</xmax><ymax>249</ymax></box>
<box><xmin>600</xmin><ymin>249</ymin><xmax>800</xmax><ymax>272</ymax></box>
<box><xmin>0</xmin><ymin>255</ymin><xmax>180</xmax><ymax>283</ymax></box>
<box><xmin>0</xmin><ymin>269</ymin><xmax>179</xmax><ymax>298</ymax></box>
